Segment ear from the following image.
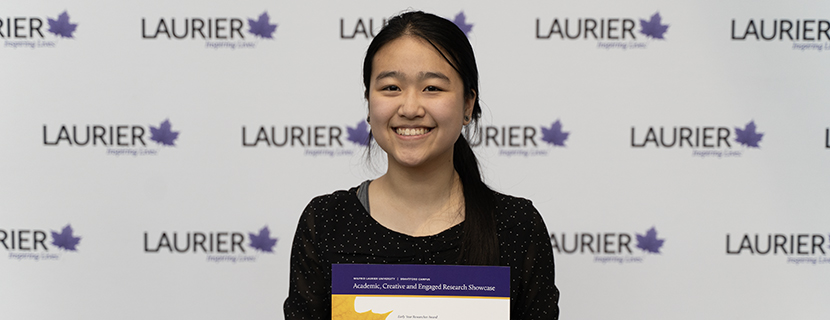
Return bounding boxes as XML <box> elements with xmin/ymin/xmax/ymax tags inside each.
<box><xmin>463</xmin><ymin>89</ymin><xmax>476</xmax><ymax>125</ymax></box>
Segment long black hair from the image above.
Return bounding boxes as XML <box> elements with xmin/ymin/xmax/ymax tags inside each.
<box><xmin>362</xmin><ymin>11</ymin><xmax>498</xmax><ymax>265</ymax></box>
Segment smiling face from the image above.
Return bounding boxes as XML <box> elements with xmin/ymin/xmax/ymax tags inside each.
<box><xmin>368</xmin><ymin>35</ymin><xmax>474</xmax><ymax>170</ymax></box>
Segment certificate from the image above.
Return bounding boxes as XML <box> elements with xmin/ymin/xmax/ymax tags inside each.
<box><xmin>332</xmin><ymin>264</ymin><xmax>510</xmax><ymax>320</ymax></box>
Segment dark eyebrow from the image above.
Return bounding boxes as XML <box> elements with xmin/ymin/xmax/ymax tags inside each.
<box><xmin>375</xmin><ymin>71</ymin><xmax>403</xmax><ymax>82</ymax></box>
<box><xmin>375</xmin><ymin>71</ymin><xmax>450</xmax><ymax>82</ymax></box>
<box><xmin>420</xmin><ymin>72</ymin><xmax>450</xmax><ymax>82</ymax></box>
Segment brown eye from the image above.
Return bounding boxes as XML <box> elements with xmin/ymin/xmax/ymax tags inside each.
<box><xmin>382</xmin><ymin>85</ymin><xmax>400</xmax><ymax>91</ymax></box>
<box><xmin>424</xmin><ymin>86</ymin><xmax>441</xmax><ymax>92</ymax></box>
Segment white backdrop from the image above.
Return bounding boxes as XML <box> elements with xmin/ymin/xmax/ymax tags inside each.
<box><xmin>2</xmin><ymin>0</ymin><xmax>829</xmax><ymax>319</ymax></box>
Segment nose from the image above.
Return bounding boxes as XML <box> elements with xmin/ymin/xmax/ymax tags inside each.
<box><xmin>397</xmin><ymin>90</ymin><xmax>425</xmax><ymax>119</ymax></box>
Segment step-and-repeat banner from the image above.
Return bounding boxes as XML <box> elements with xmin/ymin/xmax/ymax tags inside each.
<box><xmin>2</xmin><ymin>0</ymin><xmax>829</xmax><ymax>319</ymax></box>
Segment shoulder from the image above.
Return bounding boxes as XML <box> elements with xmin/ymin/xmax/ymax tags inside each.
<box><xmin>492</xmin><ymin>192</ymin><xmax>546</xmax><ymax>232</ymax></box>
<box><xmin>305</xmin><ymin>187</ymin><xmax>359</xmax><ymax>210</ymax></box>
<box><xmin>301</xmin><ymin>186</ymin><xmax>363</xmax><ymax>225</ymax></box>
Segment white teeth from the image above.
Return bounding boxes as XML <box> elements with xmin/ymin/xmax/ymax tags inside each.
<box><xmin>396</xmin><ymin>128</ymin><xmax>428</xmax><ymax>136</ymax></box>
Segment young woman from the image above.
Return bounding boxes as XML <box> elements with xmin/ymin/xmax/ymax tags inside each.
<box><xmin>284</xmin><ymin>11</ymin><xmax>559</xmax><ymax>319</ymax></box>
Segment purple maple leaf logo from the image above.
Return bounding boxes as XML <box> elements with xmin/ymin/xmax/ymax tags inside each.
<box><xmin>347</xmin><ymin>120</ymin><xmax>370</xmax><ymax>146</ymax></box>
<box><xmin>451</xmin><ymin>11</ymin><xmax>473</xmax><ymax>37</ymax></box>
<box><xmin>249</xmin><ymin>226</ymin><xmax>278</xmax><ymax>252</ymax></box>
<box><xmin>635</xmin><ymin>227</ymin><xmax>664</xmax><ymax>254</ymax></box>
<box><xmin>47</xmin><ymin>11</ymin><xmax>78</xmax><ymax>38</ymax></box>
<box><xmin>639</xmin><ymin>12</ymin><xmax>669</xmax><ymax>39</ymax></box>
<box><xmin>540</xmin><ymin>120</ymin><xmax>570</xmax><ymax>146</ymax></box>
<box><xmin>734</xmin><ymin>120</ymin><xmax>763</xmax><ymax>148</ymax></box>
<box><xmin>248</xmin><ymin>11</ymin><xmax>278</xmax><ymax>39</ymax></box>
<box><xmin>149</xmin><ymin>119</ymin><xmax>180</xmax><ymax>146</ymax></box>
<box><xmin>51</xmin><ymin>224</ymin><xmax>81</xmax><ymax>251</ymax></box>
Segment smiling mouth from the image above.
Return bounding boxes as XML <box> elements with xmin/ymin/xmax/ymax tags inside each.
<box><xmin>395</xmin><ymin>127</ymin><xmax>432</xmax><ymax>136</ymax></box>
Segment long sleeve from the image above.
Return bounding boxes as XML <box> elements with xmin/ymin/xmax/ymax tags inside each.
<box><xmin>284</xmin><ymin>200</ymin><xmax>331</xmax><ymax>319</ymax></box>
<box><xmin>514</xmin><ymin>210</ymin><xmax>559</xmax><ymax>319</ymax></box>
<box><xmin>496</xmin><ymin>196</ymin><xmax>560</xmax><ymax>320</ymax></box>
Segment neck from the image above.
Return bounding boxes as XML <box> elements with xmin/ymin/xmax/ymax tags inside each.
<box><xmin>380</xmin><ymin>154</ymin><xmax>459</xmax><ymax>204</ymax></box>
<box><xmin>368</xmin><ymin>153</ymin><xmax>464</xmax><ymax>236</ymax></box>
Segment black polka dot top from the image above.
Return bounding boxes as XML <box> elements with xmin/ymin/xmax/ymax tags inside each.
<box><xmin>283</xmin><ymin>184</ymin><xmax>559</xmax><ymax>319</ymax></box>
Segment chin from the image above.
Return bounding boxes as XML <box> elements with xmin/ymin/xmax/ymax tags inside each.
<box><xmin>388</xmin><ymin>150</ymin><xmax>453</xmax><ymax>169</ymax></box>
<box><xmin>390</xmin><ymin>155</ymin><xmax>429</xmax><ymax>168</ymax></box>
